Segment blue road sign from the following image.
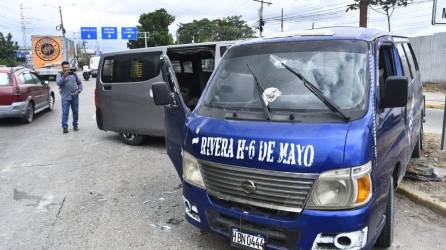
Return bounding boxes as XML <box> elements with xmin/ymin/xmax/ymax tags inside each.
<box><xmin>80</xmin><ymin>27</ymin><xmax>97</xmax><ymax>40</ymax></box>
<box><xmin>121</xmin><ymin>27</ymin><xmax>137</xmax><ymax>40</ymax></box>
<box><xmin>101</xmin><ymin>27</ymin><xmax>118</xmax><ymax>39</ymax></box>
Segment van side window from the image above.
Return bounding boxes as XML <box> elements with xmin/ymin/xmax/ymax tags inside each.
<box><xmin>403</xmin><ymin>43</ymin><xmax>418</xmax><ymax>73</ymax></box>
<box><xmin>396</xmin><ymin>43</ymin><xmax>413</xmax><ymax>80</ymax></box>
<box><xmin>183</xmin><ymin>61</ymin><xmax>193</xmax><ymax>73</ymax></box>
<box><xmin>101</xmin><ymin>52</ymin><xmax>161</xmax><ymax>83</ymax></box>
<box><xmin>378</xmin><ymin>46</ymin><xmax>397</xmax><ymax>86</ymax></box>
<box><xmin>201</xmin><ymin>58</ymin><xmax>214</xmax><ymax>72</ymax></box>
<box><xmin>171</xmin><ymin>60</ymin><xmax>182</xmax><ymax>73</ymax></box>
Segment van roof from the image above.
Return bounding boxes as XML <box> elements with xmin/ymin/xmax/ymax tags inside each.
<box><xmin>238</xmin><ymin>26</ymin><xmax>397</xmax><ymax>46</ymax></box>
<box><xmin>103</xmin><ymin>41</ymin><xmax>235</xmax><ymax>56</ymax></box>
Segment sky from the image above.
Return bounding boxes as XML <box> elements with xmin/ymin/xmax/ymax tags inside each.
<box><xmin>1</xmin><ymin>0</ymin><xmax>446</xmax><ymax>53</ymax></box>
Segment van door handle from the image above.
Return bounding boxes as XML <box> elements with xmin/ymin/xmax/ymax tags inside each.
<box><xmin>103</xmin><ymin>85</ymin><xmax>112</xmax><ymax>90</ymax></box>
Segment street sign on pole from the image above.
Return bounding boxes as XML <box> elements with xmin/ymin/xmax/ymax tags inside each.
<box><xmin>80</xmin><ymin>27</ymin><xmax>97</xmax><ymax>40</ymax></box>
<box><xmin>121</xmin><ymin>27</ymin><xmax>137</xmax><ymax>40</ymax></box>
<box><xmin>101</xmin><ymin>27</ymin><xmax>118</xmax><ymax>39</ymax></box>
<box><xmin>432</xmin><ymin>0</ymin><xmax>446</xmax><ymax>24</ymax></box>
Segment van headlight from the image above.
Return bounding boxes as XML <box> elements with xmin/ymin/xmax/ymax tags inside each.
<box><xmin>183</xmin><ymin>151</ymin><xmax>205</xmax><ymax>189</ymax></box>
<box><xmin>306</xmin><ymin>162</ymin><xmax>372</xmax><ymax>210</ymax></box>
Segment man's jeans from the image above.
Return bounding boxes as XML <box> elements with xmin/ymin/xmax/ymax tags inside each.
<box><xmin>61</xmin><ymin>95</ymin><xmax>79</xmax><ymax>129</ymax></box>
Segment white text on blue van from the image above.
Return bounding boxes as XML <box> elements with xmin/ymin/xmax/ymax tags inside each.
<box><xmin>195</xmin><ymin>137</ymin><xmax>314</xmax><ymax>167</ymax></box>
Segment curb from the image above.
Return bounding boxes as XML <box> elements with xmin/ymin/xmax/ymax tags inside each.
<box><xmin>397</xmin><ymin>183</ymin><xmax>446</xmax><ymax>217</ymax></box>
<box><xmin>425</xmin><ymin>103</ymin><xmax>444</xmax><ymax>110</ymax></box>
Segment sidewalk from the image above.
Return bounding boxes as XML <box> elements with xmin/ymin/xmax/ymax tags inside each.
<box><xmin>425</xmin><ymin>92</ymin><xmax>445</xmax><ymax>110</ymax></box>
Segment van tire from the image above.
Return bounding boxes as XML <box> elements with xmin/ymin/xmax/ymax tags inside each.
<box><xmin>375</xmin><ymin>178</ymin><xmax>394</xmax><ymax>248</ymax></box>
<box><xmin>119</xmin><ymin>133</ymin><xmax>145</xmax><ymax>146</ymax></box>
<box><xmin>21</xmin><ymin>103</ymin><xmax>34</xmax><ymax>123</ymax></box>
<box><xmin>411</xmin><ymin>124</ymin><xmax>423</xmax><ymax>158</ymax></box>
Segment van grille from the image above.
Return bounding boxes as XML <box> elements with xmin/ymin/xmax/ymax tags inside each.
<box><xmin>200</xmin><ymin>161</ymin><xmax>318</xmax><ymax>213</ymax></box>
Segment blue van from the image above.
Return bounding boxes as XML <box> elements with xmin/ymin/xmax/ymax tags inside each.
<box><xmin>152</xmin><ymin>27</ymin><xmax>424</xmax><ymax>250</ymax></box>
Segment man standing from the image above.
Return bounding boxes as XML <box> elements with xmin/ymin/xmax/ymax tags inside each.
<box><xmin>56</xmin><ymin>61</ymin><xmax>83</xmax><ymax>134</ymax></box>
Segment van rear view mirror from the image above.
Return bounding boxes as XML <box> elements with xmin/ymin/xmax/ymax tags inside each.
<box><xmin>379</xmin><ymin>76</ymin><xmax>408</xmax><ymax>109</ymax></box>
<box><xmin>152</xmin><ymin>82</ymin><xmax>174</xmax><ymax>106</ymax></box>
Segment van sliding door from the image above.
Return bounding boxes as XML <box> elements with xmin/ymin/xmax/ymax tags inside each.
<box><xmin>99</xmin><ymin>50</ymin><xmax>165</xmax><ymax>136</ymax></box>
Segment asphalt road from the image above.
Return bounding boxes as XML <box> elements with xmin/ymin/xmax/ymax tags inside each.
<box><xmin>0</xmin><ymin>77</ymin><xmax>445</xmax><ymax>249</ymax></box>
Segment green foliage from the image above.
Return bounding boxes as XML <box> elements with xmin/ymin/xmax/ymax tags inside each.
<box><xmin>127</xmin><ymin>8</ymin><xmax>175</xmax><ymax>49</ymax></box>
<box><xmin>0</xmin><ymin>32</ymin><xmax>19</xmax><ymax>66</ymax></box>
<box><xmin>177</xmin><ymin>16</ymin><xmax>255</xmax><ymax>44</ymax></box>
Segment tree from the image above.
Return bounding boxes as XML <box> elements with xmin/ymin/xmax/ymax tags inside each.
<box><xmin>127</xmin><ymin>8</ymin><xmax>175</xmax><ymax>49</ymax></box>
<box><xmin>177</xmin><ymin>16</ymin><xmax>255</xmax><ymax>44</ymax></box>
<box><xmin>347</xmin><ymin>0</ymin><xmax>412</xmax><ymax>32</ymax></box>
<box><xmin>0</xmin><ymin>32</ymin><xmax>19</xmax><ymax>66</ymax></box>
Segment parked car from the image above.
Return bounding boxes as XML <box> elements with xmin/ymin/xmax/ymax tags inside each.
<box><xmin>151</xmin><ymin>27</ymin><xmax>424</xmax><ymax>249</ymax></box>
<box><xmin>0</xmin><ymin>66</ymin><xmax>55</xmax><ymax>123</ymax></box>
<box><xmin>95</xmin><ymin>41</ymin><xmax>233</xmax><ymax>145</ymax></box>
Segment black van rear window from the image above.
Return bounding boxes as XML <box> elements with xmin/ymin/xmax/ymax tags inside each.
<box><xmin>101</xmin><ymin>51</ymin><xmax>162</xmax><ymax>83</ymax></box>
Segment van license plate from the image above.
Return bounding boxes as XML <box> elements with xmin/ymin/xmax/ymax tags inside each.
<box><xmin>231</xmin><ymin>228</ymin><xmax>265</xmax><ymax>250</ymax></box>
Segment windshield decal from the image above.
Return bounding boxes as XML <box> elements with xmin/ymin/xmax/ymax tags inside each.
<box><xmin>195</xmin><ymin>136</ymin><xmax>314</xmax><ymax>167</ymax></box>
<box><xmin>262</xmin><ymin>87</ymin><xmax>282</xmax><ymax>105</ymax></box>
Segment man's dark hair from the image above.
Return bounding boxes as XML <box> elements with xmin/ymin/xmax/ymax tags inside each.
<box><xmin>61</xmin><ymin>61</ymin><xmax>70</xmax><ymax>66</ymax></box>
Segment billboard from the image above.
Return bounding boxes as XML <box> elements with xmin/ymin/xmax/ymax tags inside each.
<box><xmin>31</xmin><ymin>36</ymin><xmax>64</xmax><ymax>69</ymax></box>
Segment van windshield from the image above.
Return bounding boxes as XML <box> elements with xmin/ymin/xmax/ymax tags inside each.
<box><xmin>199</xmin><ymin>40</ymin><xmax>369</xmax><ymax>121</ymax></box>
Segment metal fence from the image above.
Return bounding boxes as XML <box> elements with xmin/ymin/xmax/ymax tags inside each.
<box><xmin>409</xmin><ymin>32</ymin><xmax>446</xmax><ymax>84</ymax></box>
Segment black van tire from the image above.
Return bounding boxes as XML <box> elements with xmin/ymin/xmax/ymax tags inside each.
<box><xmin>119</xmin><ymin>133</ymin><xmax>145</xmax><ymax>146</ymax></box>
<box><xmin>21</xmin><ymin>103</ymin><xmax>34</xmax><ymax>123</ymax></box>
<box><xmin>375</xmin><ymin>178</ymin><xmax>394</xmax><ymax>248</ymax></box>
<box><xmin>411</xmin><ymin>124</ymin><xmax>423</xmax><ymax>158</ymax></box>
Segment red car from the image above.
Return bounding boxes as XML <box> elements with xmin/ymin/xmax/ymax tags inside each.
<box><xmin>0</xmin><ymin>66</ymin><xmax>55</xmax><ymax>123</ymax></box>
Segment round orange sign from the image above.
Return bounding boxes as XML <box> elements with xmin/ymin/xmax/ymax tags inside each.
<box><xmin>35</xmin><ymin>37</ymin><xmax>61</xmax><ymax>61</ymax></box>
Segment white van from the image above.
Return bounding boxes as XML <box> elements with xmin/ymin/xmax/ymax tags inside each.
<box><xmin>89</xmin><ymin>56</ymin><xmax>101</xmax><ymax>77</ymax></box>
<box><xmin>95</xmin><ymin>41</ymin><xmax>234</xmax><ymax>145</ymax></box>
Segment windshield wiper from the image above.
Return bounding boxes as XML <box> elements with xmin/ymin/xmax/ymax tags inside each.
<box><xmin>246</xmin><ymin>64</ymin><xmax>272</xmax><ymax>120</ymax></box>
<box><xmin>277</xmin><ymin>61</ymin><xmax>350</xmax><ymax>121</ymax></box>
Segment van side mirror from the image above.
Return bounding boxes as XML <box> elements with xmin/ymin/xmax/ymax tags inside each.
<box><xmin>152</xmin><ymin>82</ymin><xmax>174</xmax><ymax>106</ymax></box>
<box><xmin>379</xmin><ymin>76</ymin><xmax>408</xmax><ymax>109</ymax></box>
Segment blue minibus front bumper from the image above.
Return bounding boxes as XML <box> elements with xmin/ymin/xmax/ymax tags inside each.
<box><xmin>182</xmin><ymin>182</ymin><xmax>377</xmax><ymax>250</ymax></box>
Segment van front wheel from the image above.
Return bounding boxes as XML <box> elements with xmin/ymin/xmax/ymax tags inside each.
<box><xmin>119</xmin><ymin>133</ymin><xmax>145</xmax><ymax>146</ymax></box>
<box><xmin>375</xmin><ymin>178</ymin><xmax>394</xmax><ymax>248</ymax></box>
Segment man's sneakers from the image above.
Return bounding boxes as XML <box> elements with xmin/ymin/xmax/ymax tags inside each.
<box><xmin>63</xmin><ymin>127</ymin><xmax>78</xmax><ymax>133</ymax></box>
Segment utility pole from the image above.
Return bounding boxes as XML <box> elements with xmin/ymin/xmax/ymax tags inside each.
<box><xmin>138</xmin><ymin>32</ymin><xmax>149</xmax><ymax>48</ymax></box>
<box><xmin>57</xmin><ymin>6</ymin><xmax>67</xmax><ymax>61</ymax></box>
<box><xmin>19</xmin><ymin>3</ymin><xmax>27</xmax><ymax>50</ymax></box>
<box><xmin>253</xmin><ymin>0</ymin><xmax>272</xmax><ymax>37</ymax></box>
<box><xmin>281</xmin><ymin>8</ymin><xmax>284</xmax><ymax>32</ymax></box>
<box><xmin>359</xmin><ymin>0</ymin><xmax>368</xmax><ymax>28</ymax></box>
